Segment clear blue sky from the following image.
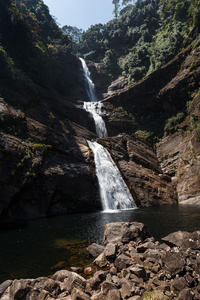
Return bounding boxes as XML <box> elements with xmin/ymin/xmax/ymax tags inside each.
<box><xmin>43</xmin><ymin>0</ymin><xmax>115</xmax><ymax>31</ymax></box>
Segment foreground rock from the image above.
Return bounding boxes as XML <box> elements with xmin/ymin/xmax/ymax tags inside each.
<box><xmin>1</xmin><ymin>222</ymin><xmax>200</xmax><ymax>299</ymax></box>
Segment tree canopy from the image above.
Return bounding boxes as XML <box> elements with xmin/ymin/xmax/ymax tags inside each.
<box><xmin>75</xmin><ymin>0</ymin><xmax>200</xmax><ymax>83</ymax></box>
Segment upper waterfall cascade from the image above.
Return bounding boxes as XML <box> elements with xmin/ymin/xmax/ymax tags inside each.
<box><xmin>88</xmin><ymin>141</ymin><xmax>137</xmax><ymax>212</ymax></box>
<box><xmin>80</xmin><ymin>57</ymin><xmax>108</xmax><ymax>138</ymax></box>
<box><xmin>79</xmin><ymin>57</ymin><xmax>97</xmax><ymax>102</ymax></box>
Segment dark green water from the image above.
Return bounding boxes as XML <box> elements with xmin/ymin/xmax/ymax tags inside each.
<box><xmin>1</xmin><ymin>204</ymin><xmax>200</xmax><ymax>284</ymax></box>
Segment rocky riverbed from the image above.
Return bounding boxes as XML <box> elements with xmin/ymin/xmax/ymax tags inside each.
<box><xmin>1</xmin><ymin>222</ymin><xmax>200</xmax><ymax>299</ymax></box>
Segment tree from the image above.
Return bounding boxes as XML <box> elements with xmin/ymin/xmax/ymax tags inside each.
<box><xmin>62</xmin><ymin>25</ymin><xmax>83</xmax><ymax>43</ymax></box>
<box><xmin>112</xmin><ymin>0</ymin><xmax>120</xmax><ymax>17</ymax></box>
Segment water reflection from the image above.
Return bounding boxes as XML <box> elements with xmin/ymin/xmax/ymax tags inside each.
<box><xmin>0</xmin><ymin>204</ymin><xmax>200</xmax><ymax>283</ymax></box>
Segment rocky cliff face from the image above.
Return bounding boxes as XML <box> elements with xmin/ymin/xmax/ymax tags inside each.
<box><xmin>95</xmin><ymin>135</ymin><xmax>177</xmax><ymax>207</ymax></box>
<box><xmin>1</xmin><ymin>44</ymin><xmax>200</xmax><ymax>223</ymax></box>
<box><xmin>103</xmin><ymin>45</ymin><xmax>200</xmax><ymax>205</ymax></box>
<box><xmin>0</xmin><ymin>88</ymin><xmax>100</xmax><ymax>222</ymax></box>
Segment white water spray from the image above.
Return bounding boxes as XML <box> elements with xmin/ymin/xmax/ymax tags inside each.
<box><xmin>79</xmin><ymin>57</ymin><xmax>97</xmax><ymax>102</ymax></box>
<box><xmin>88</xmin><ymin>141</ymin><xmax>136</xmax><ymax>212</ymax></box>
<box><xmin>84</xmin><ymin>102</ymin><xmax>108</xmax><ymax>138</ymax></box>
<box><xmin>79</xmin><ymin>58</ymin><xmax>108</xmax><ymax>138</ymax></box>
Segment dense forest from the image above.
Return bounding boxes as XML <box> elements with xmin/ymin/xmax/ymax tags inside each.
<box><xmin>0</xmin><ymin>0</ymin><xmax>79</xmax><ymax>108</ymax></box>
<box><xmin>1</xmin><ymin>0</ymin><xmax>200</xmax><ymax>100</ymax></box>
<box><xmin>70</xmin><ymin>0</ymin><xmax>200</xmax><ymax>83</ymax></box>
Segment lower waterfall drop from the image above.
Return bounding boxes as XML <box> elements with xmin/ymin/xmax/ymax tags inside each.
<box><xmin>88</xmin><ymin>141</ymin><xmax>137</xmax><ymax>212</ymax></box>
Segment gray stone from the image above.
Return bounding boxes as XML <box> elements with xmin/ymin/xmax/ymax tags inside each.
<box><xmin>0</xmin><ymin>280</ymin><xmax>12</xmax><ymax>297</ymax></box>
<box><xmin>121</xmin><ymin>279</ymin><xmax>132</xmax><ymax>299</ymax></box>
<box><xmin>90</xmin><ymin>271</ymin><xmax>107</xmax><ymax>290</ymax></box>
<box><xmin>162</xmin><ymin>231</ymin><xmax>191</xmax><ymax>248</ymax></box>
<box><xmin>162</xmin><ymin>251</ymin><xmax>185</xmax><ymax>276</ymax></box>
<box><xmin>177</xmin><ymin>288</ymin><xmax>194</xmax><ymax>300</ymax></box>
<box><xmin>90</xmin><ymin>291</ymin><xmax>106</xmax><ymax>300</ymax></box>
<box><xmin>94</xmin><ymin>252</ymin><xmax>109</xmax><ymax>268</ymax></box>
<box><xmin>103</xmin><ymin>222</ymin><xmax>149</xmax><ymax>246</ymax></box>
<box><xmin>104</xmin><ymin>243</ymin><xmax>116</xmax><ymax>259</ymax></box>
<box><xmin>172</xmin><ymin>277</ymin><xmax>189</xmax><ymax>291</ymax></box>
<box><xmin>71</xmin><ymin>288</ymin><xmax>90</xmax><ymax>300</ymax></box>
<box><xmin>129</xmin><ymin>265</ymin><xmax>146</xmax><ymax>279</ymax></box>
<box><xmin>107</xmin><ymin>289</ymin><xmax>121</xmax><ymax>300</ymax></box>
<box><xmin>101</xmin><ymin>281</ymin><xmax>117</xmax><ymax>295</ymax></box>
<box><xmin>114</xmin><ymin>254</ymin><xmax>130</xmax><ymax>270</ymax></box>
<box><xmin>87</xmin><ymin>243</ymin><xmax>105</xmax><ymax>258</ymax></box>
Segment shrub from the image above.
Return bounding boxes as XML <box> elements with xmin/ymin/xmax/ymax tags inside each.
<box><xmin>164</xmin><ymin>112</ymin><xmax>185</xmax><ymax>134</ymax></box>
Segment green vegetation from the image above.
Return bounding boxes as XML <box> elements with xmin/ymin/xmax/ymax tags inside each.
<box><xmin>142</xmin><ymin>290</ymin><xmax>166</xmax><ymax>299</ymax></box>
<box><xmin>0</xmin><ymin>0</ymin><xmax>79</xmax><ymax>107</ymax></box>
<box><xmin>72</xmin><ymin>0</ymin><xmax>200</xmax><ymax>82</ymax></box>
<box><xmin>164</xmin><ymin>112</ymin><xmax>185</xmax><ymax>135</ymax></box>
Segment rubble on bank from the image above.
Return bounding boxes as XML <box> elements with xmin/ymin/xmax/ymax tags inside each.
<box><xmin>1</xmin><ymin>222</ymin><xmax>200</xmax><ymax>299</ymax></box>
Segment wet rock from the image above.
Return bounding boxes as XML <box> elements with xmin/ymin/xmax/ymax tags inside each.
<box><xmin>83</xmin><ymin>267</ymin><xmax>93</xmax><ymax>275</ymax></box>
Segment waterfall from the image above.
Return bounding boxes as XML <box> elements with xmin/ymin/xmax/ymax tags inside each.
<box><xmin>79</xmin><ymin>57</ymin><xmax>97</xmax><ymax>102</ymax></box>
<box><xmin>80</xmin><ymin>57</ymin><xmax>108</xmax><ymax>138</ymax></box>
<box><xmin>84</xmin><ymin>102</ymin><xmax>108</xmax><ymax>138</ymax></box>
<box><xmin>80</xmin><ymin>58</ymin><xmax>136</xmax><ymax>212</ymax></box>
<box><xmin>88</xmin><ymin>141</ymin><xmax>136</xmax><ymax>212</ymax></box>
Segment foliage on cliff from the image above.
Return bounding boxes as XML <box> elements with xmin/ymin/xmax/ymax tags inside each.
<box><xmin>0</xmin><ymin>0</ymin><xmax>79</xmax><ymax>106</ymax></box>
<box><xmin>76</xmin><ymin>0</ymin><xmax>200</xmax><ymax>82</ymax></box>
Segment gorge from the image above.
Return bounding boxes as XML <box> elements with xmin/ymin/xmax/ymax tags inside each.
<box><xmin>0</xmin><ymin>0</ymin><xmax>200</xmax><ymax>296</ymax></box>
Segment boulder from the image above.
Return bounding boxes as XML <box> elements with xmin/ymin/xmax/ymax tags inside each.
<box><xmin>87</xmin><ymin>243</ymin><xmax>104</xmax><ymax>258</ymax></box>
<box><xmin>114</xmin><ymin>254</ymin><xmax>130</xmax><ymax>270</ymax></box>
<box><xmin>71</xmin><ymin>288</ymin><xmax>90</xmax><ymax>300</ymax></box>
<box><xmin>94</xmin><ymin>252</ymin><xmax>109</xmax><ymax>268</ymax></box>
<box><xmin>104</xmin><ymin>243</ymin><xmax>117</xmax><ymax>259</ymax></box>
<box><xmin>162</xmin><ymin>251</ymin><xmax>185</xmax><ymax>276</ymax></box>
<box><xmin>162</xmin><ymin>231</ymin><xmax>191</xmax><ymax>247</ymax></box>
<box><xmin>103</xmin><ymin>222</ymin><xmax>150</xmax><ymax>246</ymax></box>
<box><xmin>0</xmin><ymin>280</ymin><xmax>12</xmax><ymax>297</ymax></box>
<box><xmin>162</xmin><ymin>231</ymin><xmax>200</xmax><ymax>250</ymax></box>
<box><xmin>90</xmin><ymin>271</ymin><xmax>107</xmax><ymax>290</ymax></box>
<box><xmin>177</xmin><ymin>288</ymin><xmax>194</xmax><ymax>300</ymax></box>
